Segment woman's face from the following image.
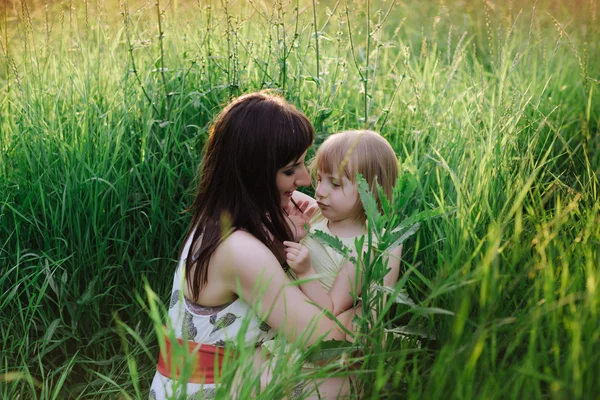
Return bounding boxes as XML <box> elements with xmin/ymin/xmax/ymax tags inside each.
<box><xmin>276</xmin><ymin>150</ymin><xmax>310</xmax><ymax>207</ymax></box>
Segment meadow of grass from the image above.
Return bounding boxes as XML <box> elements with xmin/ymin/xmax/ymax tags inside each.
<box><xmin>0</xmin><ymin>0</ymin><xmax>598</xmax><ymax>398</ymax></box>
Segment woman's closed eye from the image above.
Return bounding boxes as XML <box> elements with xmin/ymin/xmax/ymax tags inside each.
<box><xmin>284</xmin><ymin>168</ymin><xmax>296</xmax><ymax>176</ymax></box>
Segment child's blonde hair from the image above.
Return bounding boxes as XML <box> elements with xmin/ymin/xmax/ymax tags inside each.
<box><xmin>312</xmin><ymin>130</ymin><xmax>399</xmax><ymax>220</ymax></box>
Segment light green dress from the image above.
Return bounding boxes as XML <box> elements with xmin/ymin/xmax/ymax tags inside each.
<box><xmin>289</xmin><ymin>211</ymin><xmax>375</xmax><ymax>291</ymax></box>
<box><xmin>265</xmin><ymin>212</ymin><xmax>370</xmax><ymax>368</ymax></box>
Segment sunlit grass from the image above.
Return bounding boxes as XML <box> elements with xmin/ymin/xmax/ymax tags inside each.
<box><xmin>1</xmin><ymin>0</ymin><xmax>598</xmax><ymax>398</ymax></box>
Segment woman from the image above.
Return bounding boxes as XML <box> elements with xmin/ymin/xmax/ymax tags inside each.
<box><xmin>149</xmin><ymin>92</ymin><xmax>352</xmax><ymax>399</ymax></box>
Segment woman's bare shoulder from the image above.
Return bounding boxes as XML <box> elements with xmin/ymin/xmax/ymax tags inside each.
<box><xmin>214</xmin><ymin>231</ymin><xmax>279</xmax><ymax>271</ymax></box>
<box><xmin>220</xmin><ymin>230</ymin><xmax>269</xmax><ymax>250</ymax></box>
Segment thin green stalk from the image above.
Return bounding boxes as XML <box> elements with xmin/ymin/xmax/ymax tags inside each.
<box><xmin>1</xmin><ymin>3</ymin><xmax>10</xmax><ymax>116</ymax></box>
<box><xmin>120</xmin><ymin>0</ymin><xmax>160</xmax><ymax>117</ymax></box>
<box><xmin>312</xmin><ymin>0</ymin><xmax>320</xmax><ymax>84</ymax></box>
<box><xmin>365</xmin><ymin>0</ymin><xmax>370</xmax><ymax>123</ymax></box>
<box><xmin>344</xmin><ymin>0</ymin><xmax>367</xmax><ymax>124</ymax></box>
<box><xmin>155</xmin><ymin>0</ymin><xmax>171</xmax><ymax>121</ymax></box>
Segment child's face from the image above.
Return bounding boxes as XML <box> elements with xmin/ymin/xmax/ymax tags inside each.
<box><xmin>315</xmin><ymin>171</ymin><xmax>360</xmax><ymax>222</ymax></box>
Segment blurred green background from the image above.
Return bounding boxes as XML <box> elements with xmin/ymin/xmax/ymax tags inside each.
<box><xmin>1</xmin><ymin>0</ymin><xmax>598</xmax><ymax>398</ymax></box>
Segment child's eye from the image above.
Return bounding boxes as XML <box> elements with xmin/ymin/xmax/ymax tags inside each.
<box><xmin>332</xmin><ymin>181</ymin><xmax>341</xmax><ymax>188</ymax></box>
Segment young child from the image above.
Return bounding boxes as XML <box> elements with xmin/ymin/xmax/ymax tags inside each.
<box><xmin>284</xmin><ymin>130</ymin><xmax>402</xmax><ymax>316</ymax></box>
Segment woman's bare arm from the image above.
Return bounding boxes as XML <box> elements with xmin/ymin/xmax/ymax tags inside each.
<box><xmin>219</xmin><ymin>231</ymin><xmax>346</xmax><ymax>347</ymax></box>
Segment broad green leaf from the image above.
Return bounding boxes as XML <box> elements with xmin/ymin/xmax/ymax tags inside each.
<box><xmin>314</xmin><ymin>108</ymin><xmax>333</xmax><ymax>125</ymax></box>
<box><xmin>384</xmin><ymin>223</ymin><xmax>421</xmax><ymax>253</ymax></box>
<box><xmin>390</xmin><ymin>208</ymin><xmax>449</xmax><ymax>234</ymax></box>
<box><xmin>393</xmin><ymin>173</ymin><xmax>418</xmax><ymax>211</ymax></box>
<box><xmin>377</xmin><ymin>183</ymin><xmax>392</xmax><ymax>218</ymax></box>
<box><xmin>42</xmin><ymin>319</ymin><xmax>61</xmax><ymax>347</ymax></box>
<box><xmin>353</xmin><ymin>234</ymin><xmax>366</xmax><ymax>267</ymax></box>
<box><xmin>372</xmin><ymin>285</ymin><xmax>417</xmax><ymax>306</ymax></box>
<box><xmin>356</xmin><ymin>172</ymin><xmax>381</xmax><ymax>239</ymax></box>
<box><xmin>428</xmin><ymin>279</ymin><xmax>478</xmax><ymax>299</ymax></box>
<box><xmin>303</xmin><ymin>339</ymin><xmax>359</xmax><ymax>362</ymax></box>
<box><xmin>385</xmin><ymin>325</ymin><xmax>437</xmax><ymax>339</ymax></box>
<box><xmin>411</xmin><ymin>306</ymin><xmax>455</xmax><ymax>316</ymax></box>
<box><xmin>308</xmin><ymin>229</ymin><xmax>351</xmax><ymax>258</ymax></box>
<box><xmin>77</xmin><ymin>275</ymin><xmax>99</xmax><ymax>305</ymax></box>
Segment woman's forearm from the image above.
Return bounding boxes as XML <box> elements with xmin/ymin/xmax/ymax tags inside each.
<box><xmin>297</xmin><ymin>271</ymin><xmax>335</xmax><ymax>313</ymax></box>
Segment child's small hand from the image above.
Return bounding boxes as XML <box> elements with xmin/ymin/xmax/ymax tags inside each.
<box><xmin>285</xmin><ymin>200</ymin><xmax>318</xmax><ymax>241</ymax></box>
<box><xmin>283</xmin><ymin>241</ymin><xmax>313</xmax><ymax>276</ymax></box>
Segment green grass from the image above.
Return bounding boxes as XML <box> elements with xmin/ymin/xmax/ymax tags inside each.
<box><xmin>1</xmin><ymin>0</ymin><xmax>598</xmax><ymax>398</ymax></box>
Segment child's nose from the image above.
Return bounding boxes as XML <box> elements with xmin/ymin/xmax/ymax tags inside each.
<box><xmin>315</xmin><ymin>183</ymin><xmax>327</xmax><ymax>199</ymax></box>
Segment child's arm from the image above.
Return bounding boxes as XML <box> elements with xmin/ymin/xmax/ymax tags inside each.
<box><xmin>329</xmin><ymin>244</ymin><xmax>403</xmax><ymax>316</ymax></box>
<box><xmin>283</xmin><ymin>241</ymin><xmax>335</xmax><ymax>313</ymax></box>
<box><xmin>284</xmin><ymin>242</ymin><xmax>403</xmax><ymax>316</ymax></box>
<box><xmin>383</xmin><ymin>244</ymin><xmax>402</xmax><ymax>287</ymax></box>
<box><xmin>284</xmin><ymin>240</ymin><xmax>362</xmax><ymax>316</ymax></box>
<box><xmin>327</xmin><ymin>259</ymin><xmax>362</xmax><ymax>316</ymax></box>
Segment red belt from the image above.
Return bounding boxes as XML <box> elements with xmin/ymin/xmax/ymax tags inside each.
<box><xmin>156</xmin><ymin>334</ymin><xmax>233</xmax><ymax>384</ymax></box>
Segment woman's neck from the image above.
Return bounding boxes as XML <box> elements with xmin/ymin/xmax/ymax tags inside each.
<box><xmin>327</xmin><ymin>218</ymin><xmax>366</xmax><ymax>238</ymax></box>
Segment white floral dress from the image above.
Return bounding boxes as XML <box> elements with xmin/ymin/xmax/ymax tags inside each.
<box><xmin>149</xmin><ymin>234</ymin><xmax>275</xmax><ymax>400</ymax></box>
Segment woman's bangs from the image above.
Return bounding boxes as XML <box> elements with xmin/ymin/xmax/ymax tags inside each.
<box><xmin>279</xmin><ymin>112</ymin><xmax>314</xmax><ymax>166</ymax></box>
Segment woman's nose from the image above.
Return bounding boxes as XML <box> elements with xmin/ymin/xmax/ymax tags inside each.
<box><xmin>295</xmin><ymin>164</ymin><xmax>311</xmax><ymax>187</ymax></box>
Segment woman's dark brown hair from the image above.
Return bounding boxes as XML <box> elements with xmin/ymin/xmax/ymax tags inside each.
<box><xmin>183</xmin><ymin>92</ymin><xmax>315</xmax><ymax>300</ymax></box>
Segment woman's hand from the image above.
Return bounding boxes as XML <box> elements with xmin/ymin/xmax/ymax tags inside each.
<box><xmin>284</xmin><ymin>199</ymin><xmax>317</xmax><ymax>241</ymax></box>
<box><xmin>283</xmin><ymin>241</ymin><xmax>313</xmax><ymax>277</ymax></box>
